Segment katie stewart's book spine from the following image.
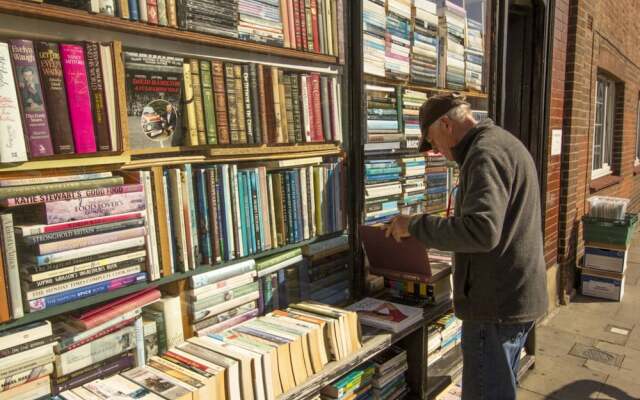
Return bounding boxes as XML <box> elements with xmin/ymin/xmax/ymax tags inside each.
<box><xmin>84</xmin><ymin>42</ymin><xmax>111</xmax><ymax>152</ymax></box>
<box><xmin>60</xmin><ymin>43</ymin><xmax>98</xmax><ymax>153</ymax></box>
<box><xmin>9</xmin><ymin>39</ymin><xmax>54</xmax><ymax>157</ymax></box>
<box><xmin>35</xmin><ymin>42</ymin><xmax>75</xmax><ymax>154</ymax></box>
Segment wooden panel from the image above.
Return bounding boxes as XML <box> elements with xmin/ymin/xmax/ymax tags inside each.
<box><xmin>0</xmin><ymin>0</ymin><xmax>338</xmax><ymax>64</ymax></box>
<box><xmin>163</xmin><ymin>279</ymin><xmax>193</xmax><ymax>340</ymax></box>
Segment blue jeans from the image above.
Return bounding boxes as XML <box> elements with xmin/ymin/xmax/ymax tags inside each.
<box><xmin>461</xmin><ymin>320</ymin><xmax>533</xmax><ymax>400</ymax></box>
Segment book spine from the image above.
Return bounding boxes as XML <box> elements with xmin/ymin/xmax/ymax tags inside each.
<box><xmin>271</xmin><ymin>68</ymin><xmax>284</xmax><ymax>143</ymax></box>
<box><xmin>281</xmin><ymin>74</ymin><xmax>294</xmax><ymax>143</ymax></box>
<box><xmin>189</xmin><ymin>59</ymin><xmax>206</xmax><ymax>145</ymax></box>
<box><xmin>28</xmin><ymin>272</ymin><xmax>146</xmax><ymax>312</ymax></box>
<box><xmin>199</xmin><ymin>60</ymin><xmax>218</xmax><ymax>145</ymax></box>
<box><xmin>248</xmin><ymin>63</ymin><xmax>262</xmax><ymax>145</ymax></box>
<box><xmin>241</xmin><ymin>65</ymin><xmax>254</xmax><ymax>144</ymax></box>
<box><xmin>84</xmin><ymin>42</ymin><xmax>111</xmax><ymax>151</ymax></box>
<box><xmin>188</xmin><ymin>259</ymin><xmax>254</xmax><ymax>289</ymax></box>
<box><xmin>52</xmin><ymin>354</ymin><xmax>133</xmax><ymax>394</ymax></box>
<box><xmin>0</xmin><ymin>176</ymin><xmax>123</xmax><ymax>201</ymax></box>
<box><xmin>1</xmin><ymin>214</ymin><xmax>22</xmax><ymax>319</ymax></box>
<box><xmin>207</xmin><ymin>169</ymin><xmax>222</xmax><ymax>263</ymax></box>
<box><xmin>211</xmin><ymin>61</ymin><xmax>229</xmax><ymax>144</ymax></box>
<box><xmin>230</xmin><ymin>165</ymin><xmax>243</xmax><ymax>258</ymax></box>
<box><xmin>317</xmin><ymin>0</ymin><xmax>325</xmax><ymax>54</ymax></box>
<box><xmin>30</xmin><ymin>236</ymin><xmax>145</xmax><ymax>267</ymax></box>
<box><xmin>4</xmin><ymin>183</ymin><xmax>142</xmax><ymax>208</ymax></box>
<box><xmin>27</xmin><ymin>257</ymin><xmax>144</xmax><ymax>288</ymax></box>
<box><xmin>294</xmin><ymin>170</ymin><xmax>304</xmax><ymax>242</ymax></box>
<box><xmin>74</xmin><ymin>287</ymin><xmax>160</xmax><ymax>328</ymax></box>
<box><xmin>137</xmin><ymin>0</ymin><xmax>148</xmax><ymax>21</ymax></box>
<box><xmin>168</xmin><ymin>169</ymin><xmax>188</xmax><ymax>272</ymax></box>
<box><xmin>224</xmin><ymin>63</ymin><xmax>240</xmax><ymax>144</ymax></box>
<box><xmin>182</xmin><ymin>62</ymin><xmax>199</xmax><ymax>146</ymax></box>
<box><xmin>220</xmin><ymin>165</ymin><xmax>235</xmax><ymax>260</ymax></box>
<box><xmin>300</xmin><ymin>75</ymin><xmax>311</xmax><ymax>141</ymax></box>
<box><xmin>117</xmin><ymin>0</ymin><xmax>130</xmax><ymax>19</ymax></box>
<box><xmin>34</xmin><ymin>41</ymin><xmax>74</xmax><ymax>154</ymax></box>
<box><xmin>320</xmin><ymin>76</ymin><xmax>332</xmax><ymax>141</ymax></box>
<box><xmin>99</xmin><ymin>43</ymin><xmax>118</xmax><ymax>151</ymax></box>
<box><xmin>0</xmin><ymin>43</ymin><xmax>27</xmax><ymax>163</ymax></box>
<box><xmin>298</xmin><ymin>0</ymin><xmax>308</xmax><ymax>51</ymax></box>
<box><xmin>259</xmin><ymin>168</ymin><xmax>272</xmax><ymax>250</ymax></box>
<box><xmin>39</xmin><ymin>191</ymin><xmax>146</xmax><ymax>225</ymax></box>
<box><xmin>157</xmin><ymin>0</ymin><xmax>167</xmax><ymax>25</ymax></box>
<box><xmin>278</xmin><ymin>69</ymin><xmax>289</xmax><ymax>143</ymax></box>
<box><xmin>140</xmin><ymin>171</ymin><xmax>160</xmax><ymax>281</ymax></box>
<box><xmin>166</xmin><ymin>0</ymin><xmax>177</xmax><ymax>27</ymax></box>
<box><xmin>236</xmin><ymin>172</ymin><xmax>248</xmax><ymax>256</ymax></box>
<box><xmin>35</xmin><ymin>226</ymin><xmax>146</xmax><ymax>255</ymax></box>
<box><xmin>195</xmin><ymin>169</ymin><xmax>212</xmax><ymax>265</ymax></box>
<box><xmin>128</xmin><ymin>0</ymin><xmax>139</xmax><ymax>20</ymax></box>
<box><xmin>161</xmin><ymin>172</ymin><xmax>176</xmax><ymax>274</ymax></box>
<box><xmin>0</xmin><ymin>363</ymin><xmax>53</xmax><ymax>393</ymax></box>
<box><xmin>252</xmin><ymin>171</ymin><xmax>263</xmax><ymax>252</ymax></box>
<box><xmin>59</xmin><ymin>43</ymin><xmax>97</xmax><ymax>153</ymax></box>
<box><xmin>9</xmin><ymin>39</ymin><xmax>54</xmax><ymax>157</ymax></box>
<box><xmin>304</xmin><ymin>0</ymin><xmax>314</xmax><ymax>51</ymax></box>
<box><xmin>233</xmin><ymin>65</ymin><xmax>248</xmax><ymax>144</ymax></box>
<box><xmin>290</xmin><ymin>74</ymin><xmax>303</xmax><ymax>143</ymax></box>
<box><xmin>16</xmin><ymin>210</ymin><xmax>143</xmax><ymax>237</ymax></box>
<box><xmin>183</xmin><ymin>165</ymin><xmax>200</xmax><ymax>268</ymax></box>
<box><xmin>311</xmin><ymin>73</ymin><xmax>323</xmax><ymax>141</ymax></box>
<box><xmin>257</xmin><ymin>64</ymin><xmax>270</xmax><ymax>144</ymax></box>
<box><xmin>63</xmin><ymin>317</ymin><xmax>136</xmax><ymax>353</ymax></box>
<box><xmin>146</xmin><ymin>0</ymin><xmax>158</xmax><ymax>24</ymax></box>
<box><xmin>300</xmin><ymin>168</ymin><xmax>309</xmax><ymax>240</ymax></box>
<box><xmin>337</xmin><ymin>0</ymin><xmax>345</xmax><ymax>64</ymax></box>
<box><xmin>292</xmin><ymin>0</ymin><xmax>302</xmax><ymax>49</ymax></box>
<box><xmin>280</xmin><ymin>0</ymin><xmax>291</xmax><ymax>48</ymax></box>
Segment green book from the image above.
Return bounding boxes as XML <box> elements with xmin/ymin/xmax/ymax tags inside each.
<box><xmin>199</xmin><ymin>60</ymin><xmax>218</xmax><ymax>145</ymax></box>
<box><xmin>255</xmin><ymin>248</ymin><xmax>302</xmax><ymax>271</ymax></box>
<box><xmin>142</xmin><ymin>308</ymin><xmax>167</xmax><ymax>355</ymax></box>
<box><xmin>157</xmin><ymin>0</ymin><xmax>168</xmax><ymax>26</ymax></box>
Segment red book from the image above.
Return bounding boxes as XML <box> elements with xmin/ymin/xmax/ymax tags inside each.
<box><xmin>70</xmin><ymin>288</ymin><xmax>161</xmax><ymax>329</ymax></box>
<box><xmin>146</xmin><ymin>0</ymin><xmax>158</xmax><ymax>24</ymax></box>
<box><xmin>298</xmin><ymin>0</ymin><xmax>308</xmax><ymax>51</ymax></box>
<box><xmin>310</xmin><ymin>0</ymin><xmax>320</xmax><ymax>53</ymax></box>
<box><xmin>59</xmin><ymin>44</ymin><xmax>97</xmax><ymax>153</ymax></box>
<box><xmin>164</xmin><ymin>352</ymin><xmax>210</xmax><ymax>372</ymax></box>
<box><xmin>310</xmin><ymin>73</ymin><xmax>323</xmax><ymax>141</ymax></box>
<box><xmin>287</xmin><ymin>0</ymin><xmax>297</xmax><ymax>48</ymax></box>
<box><xmin>292</xmin><ymin>0</ymin><xmax>302</xmax><ymax>50</ymax></box>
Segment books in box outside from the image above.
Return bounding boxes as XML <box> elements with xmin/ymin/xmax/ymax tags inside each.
<box><xmin>124</xmin><ymin>50</ymin><xmax>184</xmax><ymax>149</ymax></box>
<box><xmin>346</xmin><ymin>297</ymin><xmax>423</xmax><ymax>333</ymax></box>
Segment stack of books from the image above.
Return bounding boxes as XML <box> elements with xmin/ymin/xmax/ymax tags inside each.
<box><xmin>49</xmin><ymin>288</ymin><xmax>164</xmax><ymax>393</ymax></box>
<box><xmin>179</xmin><ymin>0</ymin><xmax>239</xmax><ymax>38</ymax></box>
<box><xmin>427</xmin><ymin>311</ymin><xmax>461</xmax><ymax>367</ymax></box>
<box><xmin>256</xmin><ymin>248</ymin><xmax>307</xmax><ymax>314</ymax></box>
<box><xmin>363</xmin><ymin>0</ymin><xmax>387</xmax><ymax>77</ymax></box>
<box><xmin>425</xmin><ymin>151</ymin><xmax>449</xmax><ymax>213</ymax></box>
<box><xmin>321</xmin><ymin>362</ymin><xmax>375</xmax><ymax>400</ymax></box>
<box><xmin>401</xmin><ymin>89</ymin><xmax>428</xmax><ymax>149</ymax></box>
<box><xmin>0</xmin><ymin>39</ymin><xmax>122</xmax><ymax>163</ymax></box>
<box><xmin>53</xmin><ymin>302</ymin><xmax>361</xmax><ymax>400</ymax></box>
<box><xmin>371</xmin><ymin>346</ymin><xmax>409</xmax><ymax>400</ymax></box>
<box><xmin>125</xmin><ymin>51</ymin><xmax>343</xmax><ymax>150</ymax></box>
<box><xmin>437</xmin><ymin>0</ymin><xmax>467</xmax><ymax>90</ymax></box>
<box><xmin>385</xmin><ymin>262</ymin><xmax>452</xmax><ymax>305</ymax></box>
<box><xmin>411</xmin><ymin>0</ymin><xmax>440</xmax><ymax>86</ymax></box>
<box><xmin>187</xmin><ymin>259</ymin><xmax>259</xmax><ymax>337</ymax></box>
<box><xmin>347</xmin><ymin>297</ymin><xmax>423</xmax><ymax>333</ymax></box>
<box><xmin>399</xmin><ymin>156</ymin><xmax>427</xmax><ymax>215</ymax></box>
<box><xmin>0</xmin><ymin>172</ymin><xmax>152</xmax><ymax>318</ymax></box>
<box><xmin>0</xmin><ymin>321</ymin><xmax>56</xmax><ymax>399</ymax></box>
<box><xmin>238</xmin><ymin>0</ymin><xmax>284</xmax><ymax>46</ymax></box>
<box><xmin>464</xmin><ymin>0</ymin><xmax>485</xmax><ymax>92</ymax></box>
<box><xmin>300</xmin><ymin>235</ymin><xmax>352</xmax><ymax>305</ymax></box>
<box><xmin>364</xmin><ymin>159</ymin><xmax>402</xmax><ymax>224</ymax></box>
<box><xmin>385</xmin><ymin>0</ymin><xmax>412</xmax><ymax>80</ymax></box>
<box><xmin>365</xmin><ymin>85</ymin><xmax>402</xmax><ymax>152</ymax></box>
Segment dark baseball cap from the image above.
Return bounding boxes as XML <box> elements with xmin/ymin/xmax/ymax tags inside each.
<box><xmin>418</xmin><ymin>92</ymin><xmax>470</xmax><ymax>152</ymax></box>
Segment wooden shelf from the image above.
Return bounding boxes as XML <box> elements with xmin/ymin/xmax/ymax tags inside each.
<box><xmin>0</xmin><ymin>0</ymin><xmax>339</xmax><ymax>64</ymax></box>
<box><xmin>365</xmin><ymin>74</ymin><xmax>489</xmax><ymax>99</ymax></box>
<box><xmin>0</xmin><ymin>153</ymin><xmax>130</xmax><ymax>174</ymax></box>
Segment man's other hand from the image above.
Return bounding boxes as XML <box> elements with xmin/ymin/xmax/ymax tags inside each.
<box><xmin>384</xmin><ymin>215</ymin><xmax>414</xmax><ymax>243</ymax></box>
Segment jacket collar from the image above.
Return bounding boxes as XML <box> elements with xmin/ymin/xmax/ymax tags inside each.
<box><xmin>451</xmin><ymin>118</ymin><xmax>495</xmax><ymax>165</ymax></box>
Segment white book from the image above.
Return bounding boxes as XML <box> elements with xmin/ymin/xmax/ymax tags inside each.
<box><xmin>0</xmin><ymin>363</ymin><xmax>53</xmax><ymax>393</ymax></box>
<box><xmin>55</xmin><ymin>326</ymin><xmax>135</xmax><ymax>377</ymax></box>
<box><xmin>300</xmin><ymin>168</ymin><xmax>310</xmax><ymax>240</ymax></box>
<box><xmin>0</xmin><ymin>43</ymin><xmax>27</xmax><ymax>163</ymax></box>
<box><xmin>1</xmin><ymin>343</ymin><xmax>54</xmax><ymax>375</ymax></box>
<box><xmin>84</xmin><ymin>374</ymin><xmax>164</xmax><ymax>399</ymax></box>
<box><xmin>0</xmin><ymin>213</ymin><xmax>22</xmax><ymax>318</ymax></box>
<box><xmin>182</xmin><ymin>166</ymin><xmax>199</xmax><ymax>270</ymax></box>
<box><xmin>262</xmin><ymin>157</ymin><xmax>323</xmax><ymax>169</ymax></box>
<box><xmin>27</xmin><ymin>236</ymin><xmax>146</xmax><ymax>266</ymax></box>
<box><xmin>192</xmin><ymin>291</ymin><xmax>260</xmax><ymax>322</ymax></box>
<box><xmin>0</xmin><ymin>375</ymin><xmax>50</xmax><ymax>400</ymax></box>
<box><xmin>300</xmin><ymin>75</ymin><xmax>312</xmax><ymax>141</ymax></box>
<box><xmin>58</xmin><ymin>390</ymin><xmax>85</xmax><ymax>400</ymax></box>
<box><xmin>169</xmin><ymin>169</ymin><xmax>189</xmax><ymax>272</ymax></box>
<box><xmin>99</xmin><ymin>43</ymin><xmax>118</xmax><ymax>152</ymax></box>
<box><xmin>220</xmin><ymin>164</ymin><xmax>236</xmax><ymax>259</ymax></box>
<box><xmin>55</xmin><ymin>309</ymin><xmax>141</xmax><ymax>351</ymax></box>
<box><xmin>134</xmin><ymin>317</ymin><xmax>145</xmax><ymax>367</ymax></box>
<box><xmin>267</xmin><ymin>174</ymin><xmax>278</xmax><ymax>249</ymax></box>
<box><xmin>137</xmin><ymin>0</ymin><xmax>148</xmax><ymax>21</ymax></box>
<box><xmin>188</xmin><ymin>272</ymin><xmax>256</xmax><ymax>302</ymax></box>
<box><xmin>346</xmin><ymin>298</ymin><xmax>424</xmax><ymax>334</ymax></box>
<box><xmin>71</xmin><ymin>387</ymin><xmax>102</xmax><ymax>400</ymax></box>
<box><xmin>140</xmin><ymin>171</ymin><xmax>160</xmax><ymax>280</ymax></box>
<box><xmin>231</xmin><ymin>165</ymin><xmax>244</xmax><ymax>258</ymax></box>
<box><xmin>148</xmin><ymin>296</ymin><xmax>184</xmax><ymax>349</ymax></box>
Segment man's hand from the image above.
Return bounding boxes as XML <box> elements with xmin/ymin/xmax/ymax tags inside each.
<box><xmin>384</xmin><ymin>215</ymin><xmax>414</xmax><ymax>243</ymax></box>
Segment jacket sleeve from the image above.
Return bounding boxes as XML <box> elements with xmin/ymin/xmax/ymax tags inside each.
<box><xmin>408</xmin><ymin>152</ymin><xmax>511</xmax><ymax>253</ymax></box>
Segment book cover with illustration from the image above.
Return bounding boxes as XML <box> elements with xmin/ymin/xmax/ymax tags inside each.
<box><xmin>347</xmin><ymin>297</ymin><xmax>423</xmax><ymax>333</ymax></box>
<box><xmin>124</xmin><ymin>50</ymin><xmax>184</xmax><ymax>149</ymax></box>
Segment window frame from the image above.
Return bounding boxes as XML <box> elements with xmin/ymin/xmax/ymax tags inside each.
<box><xmin>592</xmin><ymin>76</ymin><xmax>615</xmax><ymax>179</ymax></box>
<box><xmin>635</xmin><ymin>97</ymin><xmax>640</xmax><ymax>166</ymax></box>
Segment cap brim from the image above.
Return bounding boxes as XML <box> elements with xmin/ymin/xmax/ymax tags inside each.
<box><xmin>418</xmin><ymin>136</ymin><xmax>432</xmax><ymax>152</ymax></box>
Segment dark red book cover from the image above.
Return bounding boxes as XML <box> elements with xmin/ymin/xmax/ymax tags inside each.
<box><xmin>10</xmin><ymin>39</ymin><xmax>54</xmax><ymax>157</ymax></box>
<box><xmin>298</xmin><ymin>0</ymin><xmax>308</xmax><ymax>51</ymax></box>
<box><xmin>147</xmin><ymin>0</ymin><xmax>158</xmax><ymax>24</ymax></box>
<box><xmin>211</xmin><ymin>61</ymin><xmax>230</xmax><ymax>144</ymax></box>
<box><xmin>310</xmin><ymin>73</ymin><xmax>323</xmax><ymax>141</ymax></box>
<box><xmin>84</xmin><ymin>42</ymin><xmax>111</xmax><ymax>152</ymax></box>
<box><xmin>310</xmin><ymin>0</ymin><xmax>320</xmax><ymax>53</ymax></box>
<box><xmin>262</xmin><ymin>66</ymin><xmax>277</xmax><ymax>144</ymax></box>
<box><xmin>35</xmin><ymin>41</ymin><xmax>75</xmax><ymax>154</ymax></box>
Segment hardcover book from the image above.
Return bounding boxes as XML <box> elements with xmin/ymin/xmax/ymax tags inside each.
<box><xmin>124</xmin><ymin>50</ymin><xmax>184</xmax><ymax>149</ymax></box>
<box><xmin>0</xmin><ymin>42</ymin><xmax>28</xmax><ymax>163</ymax></box>
<box><xmin>59</xmin><ymin>43</ymin><xmax>98</xmax><ymax>153</ymax></box>
<box><xmin>84</xmin><ymin>42</ymin><xmax>111</xmax><ymax>151</ymax></box>
<box><xmin>9</xmin><ymin>39</ymin><xmax>54</xmax><ymax>157</ymax></box>
<box><xmin>34</xmin><ymin>42</ymin><xmax>75</xmax><ymax>154</ymax></box>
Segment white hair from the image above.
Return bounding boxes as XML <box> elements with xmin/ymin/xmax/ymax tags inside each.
<box><xmin>444</xmin><ymin>104</ymin><xmax>472</xmax><ymax>123</ymax></box>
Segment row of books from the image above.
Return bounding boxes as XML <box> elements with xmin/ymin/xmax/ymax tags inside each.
<box><xmin>125</xmin><ymin>51</ymin><xmax>344</xmax><ymax>150</ymax></box>
<box><xmin>44</xmin><ymin>0</ymin><xmax>345</xmax><ymax>57</ymax></box>
<box><xmin>385</xmin><ymin>260</ymin><xmax>452</xmax><ymax>305</ymax></box>
<box><xmin>364</xmin><ymin>0</ymin><xmax>485</xmax><ymax>92</ymax></box>
<box><xmin>365</xmin><ymin>84</ymin><xmax>402</xmax><ymax>153</ymax></box>
<box><xmin>399</xmin><ymin>156</ymin><xmax>427</xmax><ymax>215</ymax></box>
<box><xmin>321</xmin><ymin>361</ymin><xmax>375</xmax><ymax>399</ymax></box>
<box><xmin>364</xmin><ymin>159</ymin><xmax>402</xmax><ymax>224</ymax></box>
<box><xmin>371</xmin><ymin>346</ymin><xmax>409</xmax><ymax>400</ymax></box>
<box><xmin>0</xmin><ymin>39</ymin><xmax>121</xmax><ymax>163</ymax></box>
<box><xmin>427</xmin><ymin>311</ymin><xmax>461</xmax><ymax>367</ymax></box>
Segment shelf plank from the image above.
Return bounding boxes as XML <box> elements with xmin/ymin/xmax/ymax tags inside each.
<box><xmin>0</xmin><ymin>0</ymin><xmax>338</xmax><ymax>64</ymax></box>
<box><xmin>365</xmin><ymin>74</ymin><xmax>489</xmax><ymax>98</ymax></box>
<box><xmin>0</xmin><ymin>153</ymin><xmax>130</xmax><ymax>174</ymax></box>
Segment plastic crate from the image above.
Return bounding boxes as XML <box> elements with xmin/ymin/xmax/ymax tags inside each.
<box><xmin>582</xmin><ymin>213</ymin><xmax>638</xmax><ymax>247</ymax></box>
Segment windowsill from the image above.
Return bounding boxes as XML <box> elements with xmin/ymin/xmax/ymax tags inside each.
<box><xmin>590</xmin><ymin>175</ymin><xmax>623</xmax><ymax>192</ymax></box>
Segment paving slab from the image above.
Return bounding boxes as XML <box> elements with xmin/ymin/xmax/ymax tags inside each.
<box><xmin>595</xmin><ymin>375</ymin><xmax>640</xmax><ymax>399</ymax></box>
<box><xmin>546</xmin><ymin>306</ymin><xmax>634</xmax><ymax>346</ymax></box>
<box><xmin>516</xmin><ymin>388</ymin><xmax>548</xmax><ymax>400</ymax></box>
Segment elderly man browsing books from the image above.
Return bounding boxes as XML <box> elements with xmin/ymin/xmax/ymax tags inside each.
<box><xmin>385</xmin><ymin>93</ymin><xmax>548</xmax><ymax>400</ymax></box>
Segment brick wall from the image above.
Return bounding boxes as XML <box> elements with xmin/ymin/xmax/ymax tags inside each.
<box><xmin>558</xmin><ymin>0</ymin><xmax>640</xmax><ymax>299</ymax></box>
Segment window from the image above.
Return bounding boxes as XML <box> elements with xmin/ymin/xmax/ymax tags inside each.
<box><xmin>592</xmin><ymin>76</ymin><xmax>615</xmax><ymax>178</ymax></box>
<box><xmin>636</xmin><ymin>98</ymin><xmax>640</xmax><ymax>165</ymax></box>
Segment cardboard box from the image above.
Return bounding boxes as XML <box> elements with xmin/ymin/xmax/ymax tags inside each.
<box><xmin>584</xmin><ymin>246</ymin><xmax>627</xmax><ymax>273</ymax></box>
<box><xmin>581</xmin><ymin>268</ymin><xmax>625</xmax><ymax>301</ymax></box>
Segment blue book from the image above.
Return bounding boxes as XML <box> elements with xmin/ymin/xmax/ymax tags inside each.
<box><xmin>244</xmin><ymin>171</ymin><xmax>256</xmax><ymax>255</ymax></box>
<box><xmin>184</xmin><ymin>165</ymin><xmax>200</xmax><ymax>265</ymax></box>
<box><xmin>128</xmin><ymin>0</ymin><xmax>139</xmax><ymax>20</ymax></box>
<box><xmin>237</xmin><ymin>171</ymin><xmax>249</xmax><ymax>257</ymax></box>
<box><xmin>284</xmin><ymin>172</ymin><xmax>294</xmax><ymax>244</ymax></box>
<box><xmin>250</xmin><ymin>170</ymin><xmax>263</xmax><ymax>252</ymax></box>
<box><xmin>27</xmin><ymin>272</ymin><xmax>146</xmax><ymax>312</ymax></box>
<box><xmin>195</xmin><ymin>169</ymin><xmax>213</xmax><ymax>265</ymax></box>
<box><xmin>291</xmin><ymin>170</ymin><xmax>303</xmax><ymax>243</ymax></box>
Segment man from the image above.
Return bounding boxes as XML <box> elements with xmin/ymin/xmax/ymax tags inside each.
<box><xmin>19</xmin><ymin>67</ymin><xmax>44</xmax><ymax>113</ymax></box>
<box><xmin>385</xmin><ymin>93</ymin><xmax>548</xmax><ymax>399</ymax></box>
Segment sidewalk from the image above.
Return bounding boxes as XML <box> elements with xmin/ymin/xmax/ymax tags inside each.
<box><xmin>518</xmin><ymin>235</ymin><xmax>640</xmax><ymax>399</ymax></box>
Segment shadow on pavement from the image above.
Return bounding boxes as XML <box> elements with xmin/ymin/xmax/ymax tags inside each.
<box><xmin>545</xmin><ymin>379</ymin><xmax>636</xmax><ymax>400</ymax></box>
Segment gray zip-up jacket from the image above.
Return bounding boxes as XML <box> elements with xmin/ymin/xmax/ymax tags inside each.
<box><xmin>408</xmin><ymin>119</ymin><xmax>548</xmax><ymax>323</ymax></box>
